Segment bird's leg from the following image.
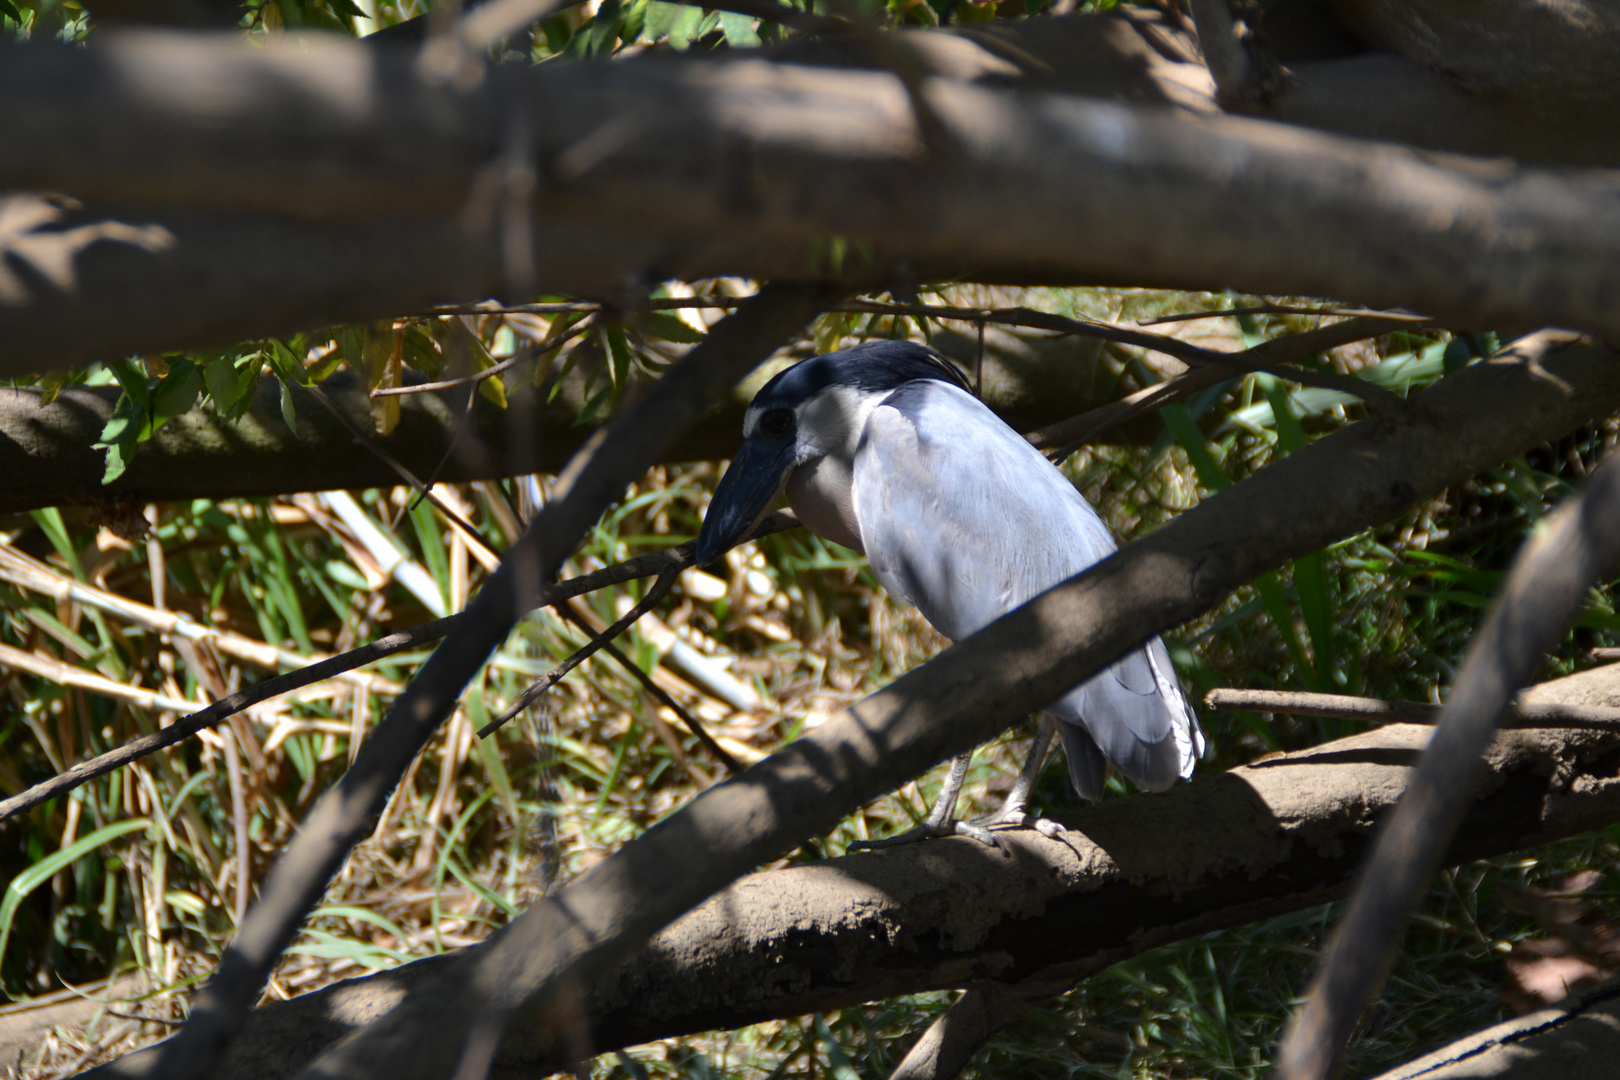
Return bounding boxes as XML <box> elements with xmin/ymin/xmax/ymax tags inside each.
<box><xmin>848</xmin><ymin>752</ymin><xmax>1002</xmax><ymax>851</ymax></box>
<box><xmin>966</xmin><ymin>715</ymin><xmax>1069</xmax><ymax>841</ymax></box>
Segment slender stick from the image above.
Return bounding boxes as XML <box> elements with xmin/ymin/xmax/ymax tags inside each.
<box><xmin>479</xmin><ymin>571</ymin><xmax>677</xmax><ymax>735</ymax></box>
<box><xmin>304</xmin><ymin>384</ymin><xmax>495</xmax><ymax>558</ymax></box>
<box><xmin>0</xmin><ymin>512</ymin><xmax>799</xmax><ymax>823</ymax></box>
<box><xmin>554</xmin><ymin>604</ymin><xmax>745</xmax><ymax>775</ymax></box>
<box><xmin>370</xmin><ymin>319</ymin><xmax>593</xmax><ymax>398</ymax></box>
<box><xmin>1272</xmin><ymin>447</ymin><xmax>1620</xmax><ymax>1080</ymax></box>
<box><xmin>1137</xmin><ymin>305</ymin><xmax>1429</xmax><ymax>326</ymax></box>
<box><xmin>1204</xmin><ymin>688</ymin><xmax>1620</xmax><ymax>729</ymax></box>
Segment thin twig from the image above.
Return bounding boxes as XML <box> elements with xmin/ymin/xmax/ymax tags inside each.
<box><xmin>840</xmin><ymin>300</ymin><xmax>1412</xmax><ymax>411</ymax></box>
<box><xmin>305</xmin><ymin>384</ymin><xmax>498</xmax><ymax>560</ymax></box>
<box><xmin>0</xmin><ymin>512</ymin><xmax>800</xmax><ymax>824</ymax></box>
<box><xmin>1026</xmin><ymin>316</ymin><xmax>1411</xmax><ymax>455</ymax></box>
<box><xmin>555</xmin><ymin>603</ymin><xmax>744</xmax><ymax>774</ymax></box>
<box><xmin>372</xmin><ymin>318</ymin><xmax>594</xmax><ymax>398</ymax></box>
<box><xmin>1204</xmin><ymin>688</ymin><xmax>1620</xmax><ymax>730</ymax></box>
<box><xmin>1273</xmin><ymin>445</ymin><xmax>1620</xmax><ymax>1080</ymax></box>
<box><xmin>1137</xmin><ymin>304</ymin><xmax>1430</xmax><ymax>326</ymax></box>
<box><xmin>147</xmin><ymin>283</ymin><xmax>833</xmax><ymax>1080</ymax></box>
<box><xmin>0</xmin><ymin>616</ymin><xmax>455</xmax><ymax>823</ymax></box>
<box><xmin>480</xmin><ymin>570</ymin><xmax>678</xmax><ymax>735</ymax></box>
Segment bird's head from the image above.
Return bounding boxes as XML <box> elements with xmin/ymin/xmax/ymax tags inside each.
<box><xmin>694</xmin><ymin>340</ymin><xmax>969</xmax><ymax>566</ymax></box>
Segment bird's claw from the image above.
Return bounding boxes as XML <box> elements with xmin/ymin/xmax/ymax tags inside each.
<box><xmin>847</xmin><ymin>810</ymin><xmax>1068</xmax><ymax>853</ymax></box>
<box><xmin>847</xmin><ymin>817</ymin><xmax>1004</xmax><ymax>852</ymax></box>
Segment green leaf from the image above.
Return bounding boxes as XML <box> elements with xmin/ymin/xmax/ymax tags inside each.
<box><xmin>0</xmin><ymin>818</ymin><xmax>151</xmax><ymax>974</ymax></box>
<box><xmin>267</xmin><ymin>338</ymin><xmax>313</xmax><ymax>386</ymax></box>
<box><xmin>0</xmin><ymin>0</ymin><xmax>23</xmax><ymax>23</ymax></box>
<box><xmin>203</xmin><ymin>350</ymin><xmax>264</xmax><ymax>418</ymax></box>
<box><xmin>605</xmin><ymin>328</ymin><xmax>633</xmax><ymax>393</ymax></box>
<box><xmin>150</xmin><ymin>357</ymin><xmax>203</xmax><ymax>435</ymax></box>
<box><xmin>468</xmin><ymin>688</ymin><xmax>520</xmax><ymax>827</ymax></box>
<box><xmin>630</xmin><ymin>311</ymin><xmax>706</xmax><ymax>344</ymax></box>
<box><xmin>642</xmin><ymin>0</ymin><xmax>682</xmax><ymax>38</ymax></box>
<box><xmin>717</xmin><ymin>9</ymin><xmax>759</xmax><ymax>45</ymax></box>
<box><xmin>409</xmin><ymin>499</ymin><xmax>450</xmax><ymax>610</ymax></box>
<box><xmin>95</xmin><ymin>392</ymin><xmax>145</xmax><ymax>450</ymax></box>
<box><xmin>403</xmin><ymin>325</ymin><xmax>445</xmax><ymax>378</ymax></box>
<box><xmin>28</xmin><ymin>508</ymin><xmax>85</xmax><ymax>578</ymax></box>
<box><xmin>279</xmin><ymin>378</ymin><xmax>301</xmax><ymax>437</ymax></box>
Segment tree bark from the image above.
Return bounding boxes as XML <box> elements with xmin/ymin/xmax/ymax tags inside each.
<box><xmin>0</xmin><ymin>324</ymin><xmax>1120</xmax><ymax>513</ymax></box>
<box><xmin>6</xmin><ymin>24</ymin><xmax>1620</xmax><ymax>368</ymax></box>
<box><xmin>89</xmin><ymin>701</ymin><xmax>1620</xmax><ymax>1080</ymax></box>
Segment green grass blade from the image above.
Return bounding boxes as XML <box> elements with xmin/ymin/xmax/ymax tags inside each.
<box><xmin>0</xmin><ymin>818</ymin><xmax>151</xmax><ymax>986</ymax></box>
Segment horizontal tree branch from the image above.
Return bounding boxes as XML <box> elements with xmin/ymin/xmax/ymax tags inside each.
<box><xmin>0</xmin><ymin>324</ymin><xmax>1127</xmax><ymax>513</ymax></box>
<box><xmin>91</xmin><ymin>698</ymin><xmax>1620</xmax><ymax>1080</ymax></box>
<box><xmin>1204</xmin><ymin>689</ymin><xmax>1620</xmax><ymax>730</ymax></box>
<box><xmin>5</xmin><ymin>26</ymin><xmax>1620</xmax><ymax>366</ymax></box>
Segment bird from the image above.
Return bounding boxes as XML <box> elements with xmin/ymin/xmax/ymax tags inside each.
<box><xmin>695</xmin><ymin>339</ymin><xmax>1204</xmax><ymax>847</ymax></box>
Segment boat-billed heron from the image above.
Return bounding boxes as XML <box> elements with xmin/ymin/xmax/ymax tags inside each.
<box><xmin>695</xmin><ymin>340</ymin><xmax>1204</xmax><ymax>847</ymax></box>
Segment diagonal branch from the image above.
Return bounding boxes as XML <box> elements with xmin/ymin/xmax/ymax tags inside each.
<box><xmin>1273</xmin><ymin>443</ymin><xmax>1620</xmax><ymax>1080</ymax></box>
<box><xmin>138</xmin><ymin>282</ymin><xmax>832</xmax><ymax>1080</ymax></box>
<box><xmin>256</xmin><ymin>333</ymin><xmax>1620</xmax><ymax>1080</ymax></box>
<box><xmin>554</xmin><ymin>604</ymin><xmax>745</xmax><ymax>776</ymax></box>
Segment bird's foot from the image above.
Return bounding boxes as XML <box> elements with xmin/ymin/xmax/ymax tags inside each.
<box><xmin>964</xmin><ymin>804</ymin><xmax>1071</xmax><ymax>843</ymax></box>
<box><xmin>847</xmin><ymin>817</ymin><xmax>1003</xmax><ymax>852</ymax></box>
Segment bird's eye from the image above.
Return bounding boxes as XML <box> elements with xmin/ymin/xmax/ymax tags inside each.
<box><xmin>757</xmin><ymin>408</ymin><xmax>794</xmax><ymax>437</ymax></box>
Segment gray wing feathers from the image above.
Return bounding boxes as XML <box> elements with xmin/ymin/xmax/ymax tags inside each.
<box><xmin>852</xmin><ymin>381</ymin><xmax>1204</xmax><ymax>799</ymax></box>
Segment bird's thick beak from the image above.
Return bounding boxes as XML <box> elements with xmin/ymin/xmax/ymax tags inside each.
<box><xmin>696</xmin><ymin>438</ymin><xmax>795</xmax><ymax>567</ymax></box>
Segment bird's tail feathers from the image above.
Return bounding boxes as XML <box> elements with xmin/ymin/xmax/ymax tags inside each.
<box><xmin>1057</xmin><ymin>722</ymin><xmax>1109</xmax><ymax>801</ymax></box>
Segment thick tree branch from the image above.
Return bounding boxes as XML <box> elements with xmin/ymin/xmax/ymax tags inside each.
<box><xmin>5</xmin><ymin>33</ymin><xmax>1620</xmax><ymax>365</ymax></box>
<box><xmin>127</xmin><ymin>332</ymin><xmax>1616</xmax><ymax>1080</ymax></box>
<box><xmin>0</xmin><ymin>325</ymin><xmax>1126</xmax><ymax>514</ymax></box>
<box><xmin>88</xmin><ymin>707</ymin><xmax>1620</xmax><ymax>1080</ymax></box>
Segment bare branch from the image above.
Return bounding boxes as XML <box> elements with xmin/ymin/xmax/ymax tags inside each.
<box><xmin>8</xmin><ymin>39</ymin><xmax>1620</xmax><ymax>365</ymax></box>
<box><xmin>1274</xmin><ymin>443</ymin><xmax>1620</xmax><ymax>1080</ymax></box>
<box><xmin>1137</xmin><ymin>305</ymin><xmax>1431</xmax><ymax>326</ymax></box>
<box><xmin>1205</xmin><ymin>688</ymin><xmax>1620</xmax><ymax>730</ymax></box>
<box><xmin>369</xmin><ymin>319</ymin><xmax>592</xmax><ymax>398</ymax></box>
